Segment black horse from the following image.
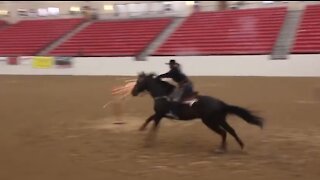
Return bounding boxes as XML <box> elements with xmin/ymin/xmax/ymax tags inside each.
<box><xmin>131</xmin><ymin>72</ymin><xmax>264</xmax><ymax>151</ymax></box>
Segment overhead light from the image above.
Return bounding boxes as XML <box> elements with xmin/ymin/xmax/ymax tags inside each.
<box><xmin>70</xmin><ymin>6</ymin><xmax>80</xmax><ymax>12</ymax></box>
<box><xmin>104</xmin><ymin>5</ymin><xmax>114</xmax><ymax>11</ymax></box>
<box><xmin>48</xmin><ymin>7</ymin><xmax>59</xmax><ymax>15</ymax></box>
<box><xmin>0</xmin><ymin>10</ymin><xmax>8</xmax><ymax>15</ymax></box>
<box><xmin>262</xmin><ymin>1</ymin><xmax>274</xmax><ymax>4</ymax></box>
<box><xmin>185</xmin><ymin>1</ymin><xmax>195</xmax><ymax>6</ymax></box>
<box><xmin>38</xmin><ymin>8</ymin><xmax>48</xmax><ymax>16</ymax></box>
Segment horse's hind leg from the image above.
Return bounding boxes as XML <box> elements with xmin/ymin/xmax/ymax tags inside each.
<box><xmin>202</xmin><ymin>118</ymin><xmax>227</xmax><ymax>152</ymax></box>
<box><xmin>219</xmin><ymin>119</ymin><xmax>244</xmax><ymax>150</ymax></box>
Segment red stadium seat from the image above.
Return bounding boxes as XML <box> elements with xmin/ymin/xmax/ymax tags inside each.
<box><xmin>0</xmin><ymin>18</ymin><xmax>84</xmax><ymax>56</ymax></box>
<box><xmin>292</xmin><ymin>4</ymin><xmax>320</xmax><ymax>53</ymax></box>
<box><xmin>49</xmin><ymin>18</ymin><xmax>172</xmax><ymax>57</ymax></box>
<box><xmin>0</xmin><ymin>20</ymin><xmax>7</xmax><ymax>28</ymax></box>
<box><xmin>154</xmin><ymin>7</ymin><xmax>287</xmax><ymax>56</ymax></box>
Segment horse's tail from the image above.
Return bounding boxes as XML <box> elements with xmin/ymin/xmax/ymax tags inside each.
<box><xmin>226</xmin><ymin>105</ymin><xmax>264</xmax><ymax>129</ymax></box>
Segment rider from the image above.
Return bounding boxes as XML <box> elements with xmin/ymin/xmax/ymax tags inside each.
<box><xmin>156</xmin><ymin>59</ymin><xmax>195</xmax><ymax>103</ymax></box>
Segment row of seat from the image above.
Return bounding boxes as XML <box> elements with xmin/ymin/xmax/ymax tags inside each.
<box><xmin>0</xmin><ymin>5</ymin><xmax>319</xmax><ymax>56</ymax></box>
<box><xmin>154</xmin><ymin>7</ymin><xmax>286</xmax><ymax>55</ymax></box>
<box><xmin>0</xmin><ymin>20</ymin><xmax>7</xmax><ymax>27</ymax></box>
<box><xmin>0</xmin><ymin>18</ymin><xmax>84</xmax><ymax>56</ymax></box>
<box><xmin>49</xmin><ymin>18</ymin><xmax>172</xmax><ymax>56</ymax></box>
<box><xmin>293</xmin><ymin>4</ymin><xmax>320</xmax><ymax>53</ymax></box>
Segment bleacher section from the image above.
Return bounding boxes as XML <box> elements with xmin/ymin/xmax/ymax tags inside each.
<box><xmin>0</xmin><ymin>18</ymin><xmax>83</xmax><ymax>56</ymax></box>
<box><xmin>0</xmin><ymin>20</ymin><xmax>7</xmax><ymax>28</ymax></box>
<box><xmin>49</xmin><ymin>18</ymin><xmax>172</xmax><ymax>57</ymax></box>
<box><xmin>292</xmin><ymin>4</ymin><xmax>320</xmax><ymax>53</ymax></box>
<box><xmin>154</xmin><ymin>7</ymin><xmax>286</xmax><ymax>56</ymax></box>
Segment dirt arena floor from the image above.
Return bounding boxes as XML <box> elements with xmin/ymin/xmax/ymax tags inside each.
<box><xmin>1</xmin><ymin>75</ymin><xmax>320</xmax><ymax>180</ymax></box>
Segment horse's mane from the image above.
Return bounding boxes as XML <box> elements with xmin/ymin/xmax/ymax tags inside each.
<box><xmin>157</xmin><ymin>78</ymin><xmax>175</xmax><ymax>88</ymax></box>
<box><xmin>139</xmin><ymin>72</ymin><xmax>175</xmax><ymax>94</ymax></box>
<box><xmin>152</xmin><ymin>74</ymin><xmax>175</xmax><ymax>94</ymax></box>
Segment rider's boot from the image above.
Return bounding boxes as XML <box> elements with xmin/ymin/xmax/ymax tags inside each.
<box><xmin>167</xmin><ymin>103</ymin><xmax>179</xmax><ymax>119</ymax></box>
<box><xmin>167</xmin><ymin>111</ymin><xmax>179</xmax><ymax>119</ymax></box>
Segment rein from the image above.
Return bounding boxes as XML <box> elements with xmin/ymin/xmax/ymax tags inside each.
<box><xmin>154</xmin><ymin>96</ymin><xmax>170</xmax><ymax>101</ymax></box>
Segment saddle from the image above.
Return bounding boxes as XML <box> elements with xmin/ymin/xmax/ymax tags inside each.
<box><xmin>167</xmin><ymin>91</ymin><xmax>199</xmax><ymax>106</ymax></box>
<box><xmin>183</xmin><ymin>91</ymin><xmax>199</xmax><ymax>100</ymax></box>
<box><xmin>181</xmin><ymin>91</ymin><xmax>199</xmax><ymax>106</ymax></box>
<box><xmin>164</xmin><ymin>92</ymin><xmax>199</xmax><ymax>119</ymax></box>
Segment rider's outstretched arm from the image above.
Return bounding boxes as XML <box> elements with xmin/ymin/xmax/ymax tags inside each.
<box><xmin>157</xmin><ymin>69</ymin><xmax>175</xmax><ymax>79</ymax></box>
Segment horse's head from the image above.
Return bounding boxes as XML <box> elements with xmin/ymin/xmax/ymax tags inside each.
<box><xmin>131</xmin><ymin>72</ymin><xmax>156</xmax><ymax>96</ymax></box>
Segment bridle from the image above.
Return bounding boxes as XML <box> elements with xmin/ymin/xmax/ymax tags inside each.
<box><xmin>154</xmin><ymin>96</ymin><xmax>170</xmax><ymax>101</ymax></box>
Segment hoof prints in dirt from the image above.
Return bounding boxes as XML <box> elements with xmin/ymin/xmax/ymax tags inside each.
<box><xmin>86</xmin><ymin>117</ymin><xmax>144</xmax><ymax>132</ymax></box>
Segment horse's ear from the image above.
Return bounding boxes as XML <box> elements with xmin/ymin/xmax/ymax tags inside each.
<box><xmin>138</xmin><ymin>71</ymin><xmax>145</xmax><ymax>77</ymax></box>
<box><xmin>150</xmin><ymin>73</ymin><xmax>157</xmax><ymax>78</ymax></box>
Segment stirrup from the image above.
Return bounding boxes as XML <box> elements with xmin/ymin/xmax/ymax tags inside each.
<box><xmin>167</xmin><ymin>111</ymin><xmax>178</xmax><ymax>119</ymax></box>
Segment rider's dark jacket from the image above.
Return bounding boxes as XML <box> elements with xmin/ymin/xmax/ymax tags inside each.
<box><xmin>157</xmin><ymin>65</ymin><xmax>190</xmax><ymax>86</ymax></box>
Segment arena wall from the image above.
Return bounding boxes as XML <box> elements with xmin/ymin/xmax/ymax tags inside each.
<box><xmin>0</xmin><ymin>55</ymin><xmax>320</xmax><ymax>77</ymax></box>
<box><xmin>2</xmin><ymin>1</ymin><xmax>319</xmax><ymax>23</ymax></box>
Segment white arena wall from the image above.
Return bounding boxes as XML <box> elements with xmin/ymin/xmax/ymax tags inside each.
<box><xmin>0</xmin><ymin>55</ymin><xmax>320</xmax><ymax>77</ymax></box>
<box><xmin>1</xmin><ymin>1</ymin><xmax>320</xmax><ymax>23</ymax></box>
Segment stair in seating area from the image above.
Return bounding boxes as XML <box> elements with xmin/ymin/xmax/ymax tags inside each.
<box><xmin>154</xmin><ymin>7</ymin><xmax>287</xmax><ymax>56</ymax></box>
<box><xmin>271</xmin><ymin>10</ymin><xmax>302</xmax><ymax>60</ymax></box>
<box><xmin>136</xmin><ymin>17</ymin><xmax>186</xmax><ymax>60</ymax></box>
<box><xmin>48</xmin><ymin>18</ymin><xmax>172</xmax><ymax>57</ymax></box>
<box><xmin>39</xmin><ymin>20</ymin><xmax>92</xmax><ymax>56</ymax></box>
<box><xmin>0</xmin><ymin>18</ymin><xmax>84</xmax><ymax>56</ymax></box>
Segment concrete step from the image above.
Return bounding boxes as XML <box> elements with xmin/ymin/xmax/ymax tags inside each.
<box><xmin>136</xmin><ymin>17</ymin><xmax>186</xmax><ymax>61</ymax></box>
<box><xmin>38</xmin><ymin>20</ymin><xmax>92</xmax><ymax>56</ymax></box>
<box><xmin>271</xmin><ymin>10</ymin><xmax>303</xmax><ymax>60</ymax></box>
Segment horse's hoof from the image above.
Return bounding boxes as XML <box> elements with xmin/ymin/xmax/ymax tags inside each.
<box><xmin>139</xmin><ymin>126</ymin><xmax>146</xmax><ymax>131</ymax></box>
<box><xmin>259</xmin><ymin>124</ymin><xmax>263</xmax><ymax>130</ymax></box>
<box><xmin>240</xmin><ymin>143</ymin><xmax>245</xmax><ymax>150</ymax></box>
<box><xmin>113</xmin><ymin>121</ymin><xmax>126</xmax><ymax>125</ymax></box>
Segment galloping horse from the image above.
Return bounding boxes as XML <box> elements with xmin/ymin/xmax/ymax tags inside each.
<box><xmin>131</xmin><ymin>72</ymin><xmax>264</xmax><ymax>151</ymax></box>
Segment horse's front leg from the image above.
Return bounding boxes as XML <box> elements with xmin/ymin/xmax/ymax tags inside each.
<box><xmin>139</xmin><ymin>114</ymin><xmax>155</xmax><ymax>131</ymax></box>
<box><xmin>145</xmin><ymin>114</ymin><xmax>164</xmax><ymax>147</ymax></box>
<box><xmin>152</xmin><ymin>115</ymin><xmax>163</xmax><ymax>132</ymax></box>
